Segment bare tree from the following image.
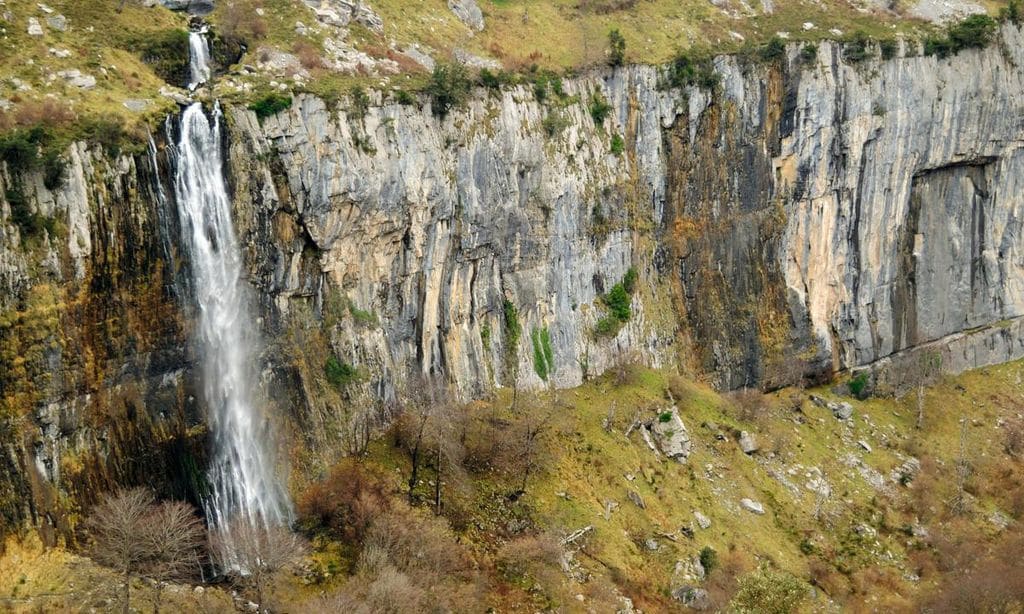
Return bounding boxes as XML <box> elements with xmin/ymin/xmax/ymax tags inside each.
<box><xmin>507</xmin><ymin>393</ymin><xmax>557</xmax><ymax>498</ymax></box>
<box><xmin>911</xmin><ymin>351</ymin><xmax>942</xmax><ymax>429</ymax></box>
<box><xmin>950</xmin><ymin>416</ymin><xmax>972</xmax><ymax>515</ymax></box>
<box><xmin>210</xmin><ymin>520</ymin><xmax>307</xmax><ymax>607</ymax></box>
<box><xmin>83</xmin><ymin>488</ymin><xmax>205</xmax><ymax>614</ymax></box>
<box><xmin>143</xmin><ymin>501</ymin><xmax>206</xmax><ymax>613</ymax></box>
<box><xmin>396</xmin><ymin>374</ymin><xmax>450</xmax><ymax>505</ymax></box>
<box><xmin>424</xmin><ymin>400</ymin><xmax>469</xmax><ymax>516</ymax></box>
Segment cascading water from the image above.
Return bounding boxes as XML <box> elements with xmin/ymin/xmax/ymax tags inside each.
<box><xmin>172</xmin><ymin>102</ymin><xmax>292</xmax><ymax>564</ymax></box>
<box><xmin>187</xmin><ymin>29</ymin><xmax>211</xmax><ymax>90</ymax></box>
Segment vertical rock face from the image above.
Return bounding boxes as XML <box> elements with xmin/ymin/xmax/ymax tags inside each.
<box><xmin>0</xmin><ymin>140</ymin><xmax>206</xmax><ymax>543</ymax></box>
<box><xmin>5</xmin><ymin>26</ymin><xmax>1024</xmax><ymax>533</ymax></box>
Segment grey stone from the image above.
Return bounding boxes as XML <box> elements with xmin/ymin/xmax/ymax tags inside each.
<box><xmin>448</xmin><ymin>0</ymin><xmax>484</xmax><ymax>31</ymax></box>
<box><xmin>453</xmin><ymin>47</ymin><xmax>501</xmax><ymax>70</ymax></box>
<box><xmin>672</xmin><ymin>586</ymin><xmax>711</xmax><ymax>610</ymax></box>
<box><xmin>693</xmin><ymin>510</ymin><xmax>711</xmax><ymax>529</ymax></box>
<box><xmin>45</xmin><ymin>14</ymin><xmax>66</xmax><ymax>31</ymax></box>
<box><xmin>627</xmin><ymin>490</ymin><xmax>645</xmax><ymax>510</ymax></box>
<box><xmin>651</xmin><ymin>407</ymin><xmax>692</xmax><ymax>462</ymax></box>
<box><xmin>738</xmin><ymin>430</ymin><xmax>758</xmax><ymax>454</ymax></box>
<box><xmin>833</xmin><ymin>402</ymin><xmax>854</xmax><ymax>421</ymax></box>
<box><xmin>27</xmin><ymin>17</ymin><xmax>43</xmax><ymax>36</ymax></box>
<box><xmin>740</xmin><ymin>498</ymin><xmax>765</xmax><ymax>515</ymax></box>
<box><xmin>122</xmin><ymin>99</ymin><xmax>151</xmax><ymax>112</ymax></box>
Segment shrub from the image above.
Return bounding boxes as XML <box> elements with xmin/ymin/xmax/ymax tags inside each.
<box><xmin>478</xmin><ymin>68</ymin><xmax>515</xmax><ymax>90</ymax></box>
<box><xmin>531</xmin><ymin>327</ymin><xmax>555</xmax><ymax>381</ymax></box>
<box><xmin>249</xmin><ymin>93</ymin><xmax>292</xmax><ymax>119</ymax></box>
<box><xmin>849</xmin><ymin>372</ymin><xmax>870</xmax><ymax>399</ymax></box>
<box><xmin>947</xmin><ymin>14</ymin><xmax>998</xmax><ymax>50</ymax></box>
<box><xmin>879</xmin><ymin>38</ymin><xmax>898</xmax><ymax>60</ymax></box>
<box><xmin>622</xmin><ymin>267</ymin><xmax>638</xmax><ymax>294</ymax></box>
<box><xmin>589</xmin><ymin>93</ymin><xmax>612</xmax><ymax>125</ymax></box>
<box><xmin>666</xmin><ymin>50</ymin><xmax>717</xmax><ymax>89</ymax></box>
<box><xmin>594</xmin><ymin>315</ymin><xmax>621</xmax><ymax>338</ymax></box>
<box><xmin>325</xmin><ymin>355</ymin><xmax>360</xmax><ymax>389</ymax></box>
<box><xmin>0</xmin><ymin>131</ymin><xmax>40</xmax><ymax>174</ymax></box>
<box><xmin>699</xmin><ymin>546</ymin><xmax>718</xmax><ymax>575</ymax></box>
<box><xmin>503</xmin><ymin>300</ymin><xmax>521</xmax><ymax>350</ymax></box>
<box><xmin>925</xmin><ymin>14</ymin><xmax>999</xmax><ymax>58</ymax></box>
<box><xmin>6</xmin><ymin>187</ymin><xmax>56</xmax><ymax>239</ymax></box>
<box><xmin>349</xmin><ymin>85</ymin><xmax>371</xmax><ymax>120</ymax></box>
<box><xmin>610</xmin><ymin>133</ymin><xmax>625</xmax><ymax>155</ymax></box>
<box><xmin>541</xmin><ymin>109</ymin><xmax>570</xmax><ymax>137</ymax></box>
<box><xmin>297</xmin><ymin>458</ymin><xmax>390</xmax><ymax>543</ymax></box>
<box><xmin>394</xmin><ymin>89</ymin><xmax>416</xmax><ymax>105</ymax></box>
<box><xmin>730</xmin><ymin>567</ymin><xmax>808</xmax><ymax>614</ymax></box>
<box><xmin>603</xmin><ymin>283</ymin><xmax>631</xmax><ymax>322</ymax></box>
<box><xmin>759</xmin><ymin>36</ymin><xmax>786</xmax><ymax>62</ymax></box>
<box><xmin>80</xmin><ymin>114</ymin><xmax>132</xmax><ymax>157</ymax></box>
<box><xmin>424</xmin><ymin>63</ymin><xmax>471</xmax><ymax>118</ymax></box>
<box><xmin>42</xmin><ymin>150</ymin><xmax>66</xmax><ymax>191</ymax></box>
<box><xmin>800</xmin><ymin>43</ymin><xmax>818</xmax><ymax>64</ymax></box>
<box><xmin>1001</xmin><ymin>0</ymin><xmax>1022</xmax><ymax>23</ymax></box>
<box><xmin>608</xmin><ymin>29</ymin><xmax>626</xmax><ymax>66</ymax></box>
<box><xmin>844</xmin><ymin>31</ymin><xmax>873</xmax><ymax>63</ymax></box>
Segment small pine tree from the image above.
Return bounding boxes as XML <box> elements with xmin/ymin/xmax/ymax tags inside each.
<box><xmin>608</xmin><ymin>29</ymin><xmax>626</xmax><ymax>67</ymax></box>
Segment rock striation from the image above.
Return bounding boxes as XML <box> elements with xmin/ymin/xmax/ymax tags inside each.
<box><xmin>5</xmin><ymin>27</ymin><xmax>1024</xmax><ymax>536</ymax></box>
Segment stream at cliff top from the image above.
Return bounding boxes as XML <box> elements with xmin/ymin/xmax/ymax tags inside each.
<box><xmin>173</xmin><ymin>30</ymin><xmax>292</xmax><ymax>564</ymax></box>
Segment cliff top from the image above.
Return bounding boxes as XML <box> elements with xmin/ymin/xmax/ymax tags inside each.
<box><xmin>0</xmin><ymin>0</ymin><xmax>1014</xmax><ymax>148</ymax></box>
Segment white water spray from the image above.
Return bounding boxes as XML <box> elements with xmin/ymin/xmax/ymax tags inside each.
<box><xmin>172</xmin><ymin>103</ymin><xmax>292</xmax><ymax>560</ymax></box>
<box><xmin>187</xmin><ymin>30</ymin><xmax>211</xmax><ymax>90</ymax></box>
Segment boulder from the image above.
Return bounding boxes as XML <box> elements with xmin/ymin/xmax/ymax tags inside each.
<box><xmin>122</xmin><ymin>99</ymin><xmax>151</xmax><ymax>112</ymax></box>
<box><xmin>740</xmin><ymin>498</ymin><xmax>765</xmax><ymax>515</ymax></box>
<box><xmin>672</xmin><ymin>586</ymin><xmax>711</xmax><ymax>611</ymax></box>
<box><xmin>650</xmin><ymin>407</ymin><xmax>692</xmax><ymax>462</ymax></box>
<box><xmin>737</xmin><ymin>430</ymin><xmax>758</xmax><ymax>454</ymax></box>
<box><xmin>448</xmin><ymin>0</ymin><xmax>484</xmax><ymax>31</ymax></box>
<box><xmin>693</xmin><ymin>510</ymin><xmax>711</xmax><ymax>530</ymax></box>
<box><xmin>811</xmin><ymin>395</ymin><xmax>854</xmax><ymax>420</ymax></box>
<box><xmin>27</xmin><ymin>17</ymin><xmax>44</xmax><ymax>36</ymax></box>
<box><xmin>627</xmin><ymin>490</ymin><xmax>645</xmax><ymax>510</ymax></box>
<box><xmin>58</xmin><ymin>70</ymin><xmax>96</xmax><ymax>89</ymax></box>
<box><xmin>46</xmin><ymin>14</ymin><xmax>66</xmax><ymax>31</ymax></box>
<box><xmin>453</xmin><ymin>48</ymin><xmax>501</xmax><ymax>70</ymax></box>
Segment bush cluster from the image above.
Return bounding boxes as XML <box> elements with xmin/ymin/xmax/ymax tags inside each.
<box><xmin>925</xmin><ymin>14</ymin><xmax>998</xmax><ymax>58</ymax></box>
<box><xmin>665</xmin><ymin>50</ymin><xmax>718</xmax><ymax>90</ymax></box>
<box><xmin>249</xmin><ymin>93</ymin><xmax>293</xmax><ymax>119</ymax></box>
<box><xmin>424</xmin><ymin>63</ymin><xmax>472</xmax><ymax>118</ymax></box>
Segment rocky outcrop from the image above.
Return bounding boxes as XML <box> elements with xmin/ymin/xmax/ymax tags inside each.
<box><xmin>6</xmin><ymin>26</ymin><xmax>1024</xmax><ymax>536</ymax></box>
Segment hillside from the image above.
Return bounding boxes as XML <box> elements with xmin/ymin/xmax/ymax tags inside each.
<box><xmin>2</xmin><ymin>361</ymin><xmax>1022</xmax><ymax>611</ymax></box>
<box><xmin>0</xmin><ymin>0</ymin><xmax>1012</xmax><ymax>136</ymax></box>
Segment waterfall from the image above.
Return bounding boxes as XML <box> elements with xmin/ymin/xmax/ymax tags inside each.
<box><xmin>172</xmin><ymin>102</ymin><xmax>292</xmax><ymax>563</ymax></box>
<box><xmin>187</xmin><ymin>30</ymin><xmax>211</xmax><ymax>90</ymax></box>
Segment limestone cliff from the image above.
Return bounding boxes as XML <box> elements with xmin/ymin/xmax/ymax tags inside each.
<box><xmin>4</xmin><ymin>27</ymin><xmax>1024</xmax><ymax>536</ymax></box>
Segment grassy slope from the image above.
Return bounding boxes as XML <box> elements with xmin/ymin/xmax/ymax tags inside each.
<box><xmin>1</xmin><ymin>359</ymin><xmax>1022</xmax><ymax>610</ymax></box>
<box><xmin>0</xmin><ymin>0</ymin><xmax>185</xmax><ymax>130</ymax></box>
<box><xmin>2</xmin><ymin>0</ymin><xmax>1007</xmax><ymax>133</ymax></box>
<box><xmin>354</xmin><ymin>361</ymin><xmax>1023</xmax><ymax>611</ymax></box>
